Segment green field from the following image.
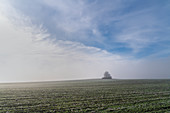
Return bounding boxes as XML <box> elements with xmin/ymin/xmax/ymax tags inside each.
<box><xmin>0</xmin><ymin>79</ymin><xmax>170</xmax><ymax>113</ymax></box>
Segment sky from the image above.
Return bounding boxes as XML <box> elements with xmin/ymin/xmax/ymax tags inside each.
<box><xmin>0</xmin><ymin>0</ymin><xmax>170</xmax><ymax>82</ymax></box>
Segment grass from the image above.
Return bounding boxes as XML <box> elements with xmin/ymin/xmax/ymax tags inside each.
<box><xmin>0</xmin><ymin>79</ymin><xmax>170</xmax><ymax>112</ymax></box>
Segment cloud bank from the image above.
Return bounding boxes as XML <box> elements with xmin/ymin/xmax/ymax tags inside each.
<box><xmin>0</xmin><ymin>2</ymin><xmax>120</xmax><ymax>82</ymax></box>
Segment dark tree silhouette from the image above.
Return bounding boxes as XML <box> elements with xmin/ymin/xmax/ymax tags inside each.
<box><xmin>102</xmin><ymin>71</ymin><xmax>112</xmax><ymax>79</ymax></box>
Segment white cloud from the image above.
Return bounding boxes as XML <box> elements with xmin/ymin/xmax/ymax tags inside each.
<box><xmin>42</xmin><ymin>0</ymin><xmax>92</xmax><ymax>33</ymax></box>
<box><xmin>113</xmin><ymin>10</ymin><xmax>156</xmax><ymax>51</ymax></box>
<box><xmin>113</xmin><ymin>6</ymin><xmax>170</xmax><ymax>53</ymax></box>
<box><xmin>0</xmin><ymin>0</ymin><xmax>170</xmax><ymax>82</ymax></box>
<box><xmin>0</xmin><ymin>3</ymin><xmax>122</xmax><ymax>82</ymax></box>
<box><xmin>4</xmin><ymin>0</ymin><xmax>170</xmax><ymax>55</ymax></box>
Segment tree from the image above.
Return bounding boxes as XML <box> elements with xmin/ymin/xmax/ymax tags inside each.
<box><xmin>102</xmin><ymin>71</ymin><xmax>112</xmax><ymax>79</ymax></box>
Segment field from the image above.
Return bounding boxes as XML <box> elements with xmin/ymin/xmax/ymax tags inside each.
<box><xmin>0</xmin><ymin>79</ymin><xmax>170</xmax><ymax>113</ymax></box>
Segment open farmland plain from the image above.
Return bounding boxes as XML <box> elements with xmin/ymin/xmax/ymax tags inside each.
<box><xmin>0</xmin><ymin>79</ymin><xmax>170</xmax><ymax>112</ymax></box>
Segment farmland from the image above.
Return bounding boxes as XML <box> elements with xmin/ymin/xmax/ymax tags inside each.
<box><xmin>0</xmin><ymin>79</ymin><xmax>170</xmax><ymax>112</ymax></box>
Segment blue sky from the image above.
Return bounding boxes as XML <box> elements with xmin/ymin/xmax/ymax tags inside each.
<box><xmin>8</xmin><ymin>0</ymin><xmax>170</xmax><ymax>58</ymax></box>
<box><xmin>0</xmin><ymin>0</ymin><xmax>170</xmax><ymax>82</ymax></box>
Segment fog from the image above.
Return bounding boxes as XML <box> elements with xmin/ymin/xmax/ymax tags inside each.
<box><xmin>0</xmin><ymin>0</ymin><xmax>170</xmax><ymax>82</ymax></box>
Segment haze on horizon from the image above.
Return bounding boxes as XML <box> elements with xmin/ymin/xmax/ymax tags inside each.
<box><xmin>0</xmin><ymin>0</ymin><xmax>170</xmax><ymax>82</ymax></box>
